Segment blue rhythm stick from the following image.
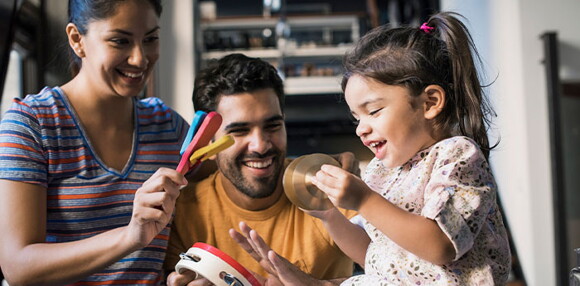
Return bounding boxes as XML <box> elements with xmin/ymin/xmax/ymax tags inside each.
<box><xmin>180</xmin><ymin>111</ymin><xmax>207</xmax><ymax>155</ymax></box>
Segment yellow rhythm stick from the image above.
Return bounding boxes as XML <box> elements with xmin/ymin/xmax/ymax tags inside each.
<box><xmin>189</xmin><ymin>135</ymin><xmax>234</xmax><ymax>164</ymax></box>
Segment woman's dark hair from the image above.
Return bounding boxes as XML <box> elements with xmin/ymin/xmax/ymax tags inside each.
<box><xmin>67</xmin><ymin>0</ymin><xmax>163</xmax><ymax>75</ymax></box>
<box><xmin>342</xmin><ymin>11</ymin><xmax>496</xmax><ymax>158</ymax></box>
<box><xmin>193</xmin><ymin>53</ymin><xmax>285</xmax><ymax>113</ymax></box>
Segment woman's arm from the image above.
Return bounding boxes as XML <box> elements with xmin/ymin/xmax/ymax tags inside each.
<box><xmin>0</xmin><ymin>168</ymin><xmax>186</xmax><ymax>286</ymax></box>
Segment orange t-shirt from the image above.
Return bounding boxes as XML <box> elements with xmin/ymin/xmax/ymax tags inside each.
<box><xmin>164</xmin><ymin>172</ymin><xmax>355</xmax><ymax>280</ymax></box>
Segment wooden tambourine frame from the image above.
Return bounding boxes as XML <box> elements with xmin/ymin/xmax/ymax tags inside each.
<box><xmin>175</xmin><ymin>242</ymin><xmax>261</xmax><ymax>286</ymax></box>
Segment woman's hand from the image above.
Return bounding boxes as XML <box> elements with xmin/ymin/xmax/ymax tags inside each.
<box><xmin>125</xmin><ymin>167</ymin><xmax>187</xmax><ymax>249</ymax></box>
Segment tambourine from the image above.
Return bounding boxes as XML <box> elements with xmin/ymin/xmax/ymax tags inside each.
<box><xmin>175</xmin><ymin>242</ymin><xmax>261</xmax><ymax>286</ymax></box>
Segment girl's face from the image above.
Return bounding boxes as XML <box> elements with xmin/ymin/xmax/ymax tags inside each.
<box><xmin>345</xmin><ymin>75</ymin><xmax>437</xmax><ymax>168</ymax></box>
<box><xmin>76</xmin><ymin>0</ymin><xmax>160</xmax><ymax>98</ymax></box>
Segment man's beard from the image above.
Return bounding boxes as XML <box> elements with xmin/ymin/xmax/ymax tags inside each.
<box><xmin>217</xmin><ymin>149</ymin><xmax>286</xmax><ymax>199</ymax></box>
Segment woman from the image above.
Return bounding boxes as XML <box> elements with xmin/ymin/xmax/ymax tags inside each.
<box><xmin>0</xmin><ymin>0</ymin><xmax>188</xmax><ymax>285</ymax></box>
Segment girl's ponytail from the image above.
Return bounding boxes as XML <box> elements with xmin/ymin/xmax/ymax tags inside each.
<box><xmin>426</xmin><ymin>12</ymin><xmax>495</xmax><ymax>158</ymax></box>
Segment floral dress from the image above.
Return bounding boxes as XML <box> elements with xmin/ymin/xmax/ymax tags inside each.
<box><xmin>342</xmin><ymin>136</ymin><xmax>511</xmax><ymax>286</ymax></box>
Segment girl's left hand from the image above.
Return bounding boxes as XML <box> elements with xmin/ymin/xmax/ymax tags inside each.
<box><xmin>312</xmin><ymin>164</ymin><xmax>373</xmax><ymax>211</ymax></box>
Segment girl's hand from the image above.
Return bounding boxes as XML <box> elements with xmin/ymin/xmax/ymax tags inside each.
<box><xmin>330</xmin><ymin>151</ymin><xmax>361</xmax><ymax>177</ymax></box>
<box><xmin>125</xmin><ymin>167</ymin><xmax>187</xmax><ymax>249</ymax></box>
<box><xmin>312</xmin><ymin>164</ymin><xmax>373</xmax><ymax>211</ymax></box>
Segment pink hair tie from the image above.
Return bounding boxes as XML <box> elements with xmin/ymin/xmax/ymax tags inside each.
<box><xmin>420</xmin><ymin>22</ymin><xmax>434</xmax><ymax>34</ymax></box>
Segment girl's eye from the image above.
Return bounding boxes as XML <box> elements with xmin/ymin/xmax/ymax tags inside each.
<box><xmin>369</xmin><ymin>108</ymin><xmax>383</xmax><ymax>116</ymax></box>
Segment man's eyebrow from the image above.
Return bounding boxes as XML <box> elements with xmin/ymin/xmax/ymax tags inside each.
<box><xmin>223</xmin><ymin>122</ymin><xmax>249</xmax><ymax>131</ymax></box>
<box><xmin>223</xmin><ymin>115</ymin><xmax>284</xmax><ymax>130</ymax></box>
<box><xmin>265</xmin><ymin>115</ymin><xmax>284</xmax><ymax>123</ymax></box>
<box><xmin>108</xmin><ymin>26</ymin><xmax>160</xmax><ymax>36</ymax></box>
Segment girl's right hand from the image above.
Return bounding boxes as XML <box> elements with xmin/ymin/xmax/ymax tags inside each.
<box><xmin>312</xmin><ymin>164</ymin><xmax>373</xmax><ymax>211</ymax></box>
<box><xmin>125</xmin><ymin>167</ymin><xmax>187</xmax><ymax>249</ymax></box>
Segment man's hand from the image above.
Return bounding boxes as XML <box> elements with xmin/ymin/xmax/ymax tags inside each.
<box><xmin>229</xmin><ymin>222</ymin><xmax>341</xmax><ymax>286</ymax></box>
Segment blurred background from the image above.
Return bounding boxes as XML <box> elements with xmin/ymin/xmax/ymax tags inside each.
<box><xmin>1</xmin><ymin>0</ymin><xmax>580</xmax><ymax>285</ymax></box>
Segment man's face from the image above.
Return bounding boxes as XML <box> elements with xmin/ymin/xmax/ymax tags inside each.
<box><xmin>214</xmin><ymin>88</ymin><xmax>287</xmax><ymax>198</ymax></box>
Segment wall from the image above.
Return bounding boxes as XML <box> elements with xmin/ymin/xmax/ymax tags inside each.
<box><xmin>157</xmin><ymin>1</ymin><xmax>195</xmax><ymax>123</ymax></box>
<box><xmin>441</xmin><ymin>0</ymin><xmax>580</xmax><ymax>285</ymax></box>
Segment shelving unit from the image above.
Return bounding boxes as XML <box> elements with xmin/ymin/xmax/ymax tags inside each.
<box><xmin>197</xmin><ymin>14</ymin><xmax>360</xmax><ymax>96</ymax></box>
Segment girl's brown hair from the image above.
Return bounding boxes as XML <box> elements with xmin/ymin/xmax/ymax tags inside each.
<box><xmin>342</xmin><ymin>12</ymin><xmax>496</xmax><ymax>158</ymax></box>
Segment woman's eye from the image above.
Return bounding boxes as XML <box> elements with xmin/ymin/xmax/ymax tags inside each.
<box><xmin>110</xmin><ymin>38</ymin><xmax>129</xmax><ymax>45</ymax></box>
<box><xmin>144</xmin><ymin>36</ymin><xmax>159</xmax><ymax>43</ymax></box>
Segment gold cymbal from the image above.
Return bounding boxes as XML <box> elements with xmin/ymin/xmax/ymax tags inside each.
<box><xmin>283</xmin><ymin>153</ymin><xmax>340</xmax><ymax>210</ymax></box>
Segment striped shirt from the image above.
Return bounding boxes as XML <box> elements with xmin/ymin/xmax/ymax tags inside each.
<box><xmin>0</xmin><ymin>86</ymin><xmax>188</xmax><ymax>285</ymax></box>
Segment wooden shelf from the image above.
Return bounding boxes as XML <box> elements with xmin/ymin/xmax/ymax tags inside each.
<box><xmin>284</xmin><ymin>76</ymin><xmax>342</xmax><ymax>95</ymax></box>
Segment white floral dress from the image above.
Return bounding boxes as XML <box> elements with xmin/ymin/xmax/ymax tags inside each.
<box><xmin>342</xmin><ymin>136</ymin><xmax>511</xmax><ymax>286</ymax></box>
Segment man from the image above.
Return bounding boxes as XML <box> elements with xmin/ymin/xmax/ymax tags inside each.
<box><xmin>164</xmin><ymin>54</ymin><xmax>358</xmax><ymax>285</ymax></box>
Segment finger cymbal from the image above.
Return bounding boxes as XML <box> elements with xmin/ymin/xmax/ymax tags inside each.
<box><xmin>283</xmin><ymin>153</ymin><xmax>339</xmax><ymax>210</ymax></box>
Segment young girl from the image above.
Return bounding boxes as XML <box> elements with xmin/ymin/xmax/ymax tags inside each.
<box><xmin>0</xmin><ymin>1</ymin><xmax>188</xmax><ymax>285</ymax></box>
<box><xmin>232</xmin><ymin>11</ymin><xmax>511</xmax><ymax>286</ymax></box>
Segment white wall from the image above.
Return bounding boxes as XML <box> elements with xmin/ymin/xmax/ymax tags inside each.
<box><xmin>157</xmin><ymin>0</ymin><xmax>195</xmax><ymax>123</ymax></box>
<box><xmin>442</xmin><ymin>1</ymin><xmax>580</xmax><ymax>285</ymax></box>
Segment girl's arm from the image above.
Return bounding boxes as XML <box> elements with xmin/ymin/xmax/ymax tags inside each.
<box><xmin>0</xmin><ymin>168</ymin><xmax>186</xmax><ymax>286</ymax></box>
<box><xmin>306</xmin><ymin>208</ymin><xmax>370</xmax><ymax>266</ymax></box>
<box><xmin>313</xmin><ymin>165</ymin><xmax>455</xmax><ymax>265</ymax></box>
<box><xmin>358</xmin><ymin>191</ymin><xmax>455</xmax><ymax>265</ymax></box>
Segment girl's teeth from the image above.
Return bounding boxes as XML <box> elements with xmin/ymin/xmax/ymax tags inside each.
<box><xmin>369</xmin><ymin>141</ymin><xmax>385</xmax><ymax>148</ymax></box>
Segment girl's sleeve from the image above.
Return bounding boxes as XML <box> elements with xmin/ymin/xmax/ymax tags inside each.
<box><xmin>0</xmin><ymin>99</ymin><xmax>48</xmax><ymax>186</ymax></box>
<box><xmin>421</xmin><ymin>138</ymin><xmax>496</xmax><ymax>261</ymax></box>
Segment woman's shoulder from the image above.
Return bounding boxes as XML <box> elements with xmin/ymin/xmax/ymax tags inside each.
<box><xmin>17</xmin><ymin>86</ymin><xmax>62</xmax><ymax>108</ymax></box>
<box><xmin>136</xmin><ymin>96</ymin><xmax>169</xmax><ymax>111</ymax></box>
<box><xmin>136</xmin><ymin>96</ymin><xmax>185</xmax><ymax>122</ymax></box>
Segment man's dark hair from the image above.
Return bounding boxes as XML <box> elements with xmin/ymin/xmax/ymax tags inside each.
<box><xmin>192</xmin><ymin>53</ymin><xmax>285</xmax><ymax>112</ymax></box>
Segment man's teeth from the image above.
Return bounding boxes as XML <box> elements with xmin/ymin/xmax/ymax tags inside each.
<box><xmin>120</xmin><ymin>71</ymin><xmax>144</xmax><ymax>78</ymax></box>
<box><xmin>370</xmin><ymin>142</ymin><xmax>381</xmax><ymax>148</ymax></box>
<box><xmin>244</xmin><ymin>159</ymin><xmax>273</xmax><ymax>169</ymax></box>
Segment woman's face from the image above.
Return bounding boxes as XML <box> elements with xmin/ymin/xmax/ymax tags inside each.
<box><xmin>76</xmin><ymin>0</ymin><xmax>160</xmax><ymax>98</ymax></box>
